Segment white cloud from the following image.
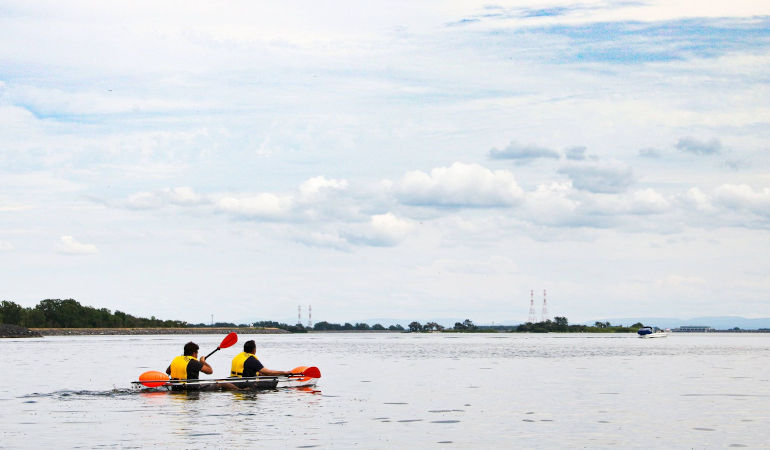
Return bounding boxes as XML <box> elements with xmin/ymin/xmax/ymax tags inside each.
<box><xmin>216</xmin><ymin>193</ymin><xmax>294</xmax><ymax>221</ymax></box>
<box><xmin>395</xmin><ymin>162</ymin><xmax>524</xmax><ymax>207</ymax></box>
<box><xmin>627</xmin><ymin>189</ymin><xmax>671</xmax><ymax>215</ymax></box>
<box><xmin>712</xmin><ymin>184</ymin><xmax>770</xmax><ymax>217</ymax></box>
<box><xmin>0</xmin><ymin>241</ymin><xmax>14</xmax><ymax>251</ymax></box>
<box><xmin>56</xmin><ymin>236</ymin><xmax>98</xmax><ymax>255</ymax></box>
<box><xmin>343</xmin><ymin>213</ymin><xmax>414</xmax><ymax>247</ymax></box>
<box><xmin>679</xmin><ymin>187</ymin><xmax>717</xmax><ymax>213</ymax></box>
<box><xmin>298</xmin><ymin>176</ymin><xmax>348</xmax><ymax>199</ymax></box>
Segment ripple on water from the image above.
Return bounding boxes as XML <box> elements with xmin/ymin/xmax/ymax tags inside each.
<box><xmin>397</xmin><ymin>419</ymin><xmax>423</xmax><ymax>423</ymax></box>
<box><xmin>693</xmin><ymin>427</ymin><xmax>716</xmax><ymax>431</ymax></box>
<box><xmin>383</xmin><ymin>402</ymin><xmax>408</xmax><ymax>405</ymax></box>
<box><xmin>437</xmin><ymin>441</ymin><xmax>454</xmax><ymax>444</ymax></box>
<box><xmin>430</xmin><ymin>420</ymin><xmax>460</xmax><ymax>424</ymax></box>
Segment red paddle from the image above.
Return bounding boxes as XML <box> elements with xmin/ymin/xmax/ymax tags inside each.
<box><xmin>204</xmin><ymin>332</ymin><xmax>238</xmax><ymax>359</ymax></box>
<box><xmin>301</xmin><ymin>366</ymin><xmax>321</xmax><ymax>378</ymax></box>
<box><xmin>289</xmin><ymin>366</ymin><xmax>321</xmax><ymax>379</ymax></box>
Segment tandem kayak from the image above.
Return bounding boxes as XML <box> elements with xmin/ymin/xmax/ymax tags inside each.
<box><xmin>131</xmin><ymin>377</ymin><xmax>317</xmax><ymax>391</ymax></box>
<box><xmin>132</xmin><ymin>366</ymin><xmax>321</xmax><ymax>391</ymax></box>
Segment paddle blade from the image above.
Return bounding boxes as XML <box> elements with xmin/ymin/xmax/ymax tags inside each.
<box><xmin>291</xmin><ymin>366</ymin><xmax>321</xmax><ymax>379</ymax></box>
<box><xmin>220</xmin><ymin>332</ymin><xmax>238</xmax><ymax>349</ymax></box>
<box><xmin>139</xmin><ymin>370</ymin><xmax>169</xmax><ymax>388</ymax></box>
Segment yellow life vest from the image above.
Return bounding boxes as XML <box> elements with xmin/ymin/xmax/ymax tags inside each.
<box><xmin>231</xmin><ymin>352</ymin><xmax>259</xmax><ymax>377</ymax></box>
<box><xmin>170</xmin><ymin>355</ymin><xmax>197</xmax><ymax>380</ymax></box>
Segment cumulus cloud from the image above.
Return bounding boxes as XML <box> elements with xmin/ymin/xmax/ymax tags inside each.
<box><xmin>488</xmin><ymin>141</ymin><xmax>560</xmax><ymax>163</ymax></box>
<box><xmin>395</xmin><ymin>162</ymin><xmax>524</xmax><ymax>207</ymax></box>
<box><xmin>558</xmin><ymin>161</ymin><xmax>634</xmax><ymax>193</ymax></box>
<box><xmin>216</xmin><ymin>193</ymin><xmax>294</xmax><ymax>220</ymax></box>
<box><xmin>679</xmin><ymin>187</ymin><xmax>717</xmax><ymax>213</ymax></box>
<box><xmin>0</xmin><ymin>241</ymin><xmax>14</xmax><ymax>251</ymax></box>
<box><xmin>298</xmin><ymin>176</ymin><xmax>348</xmax><ymax>199</ymax></box>
<box><xmin>676</xmin><ymin>136</ymin><xmax>722</xmax><ymax>155</ymax></box>
<box><xmin>712</xmin><ymin>184</ymin><xmax>770</xmax><ymax>217</ymax></box>
<box><xmin>56</xmin><ymin>235</ymin><xmax>98</xmax><ymax>255</ymax></box>
<box><xmin>522</xmin><ymin>182</ymin><xmax>581</xmax><ymax>226</ymax></box>
<box><xmin>343</xmin><ymin>213</ymin><xmax>414</xmax><ymax>247</ymax></box>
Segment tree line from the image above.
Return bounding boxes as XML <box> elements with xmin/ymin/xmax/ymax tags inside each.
<box><xmin>2</xmin><ymin>299</ymin><xmax>647</xmax><ymax>333</ymax></box>
<box><xmin>0</xmin><ymin>299</ymin><xmax>187</xmax><ymax>328</ymax></box>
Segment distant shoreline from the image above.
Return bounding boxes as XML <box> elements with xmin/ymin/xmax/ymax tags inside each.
<box><xmin>28</xmin><ymin>327</ymin><xmax>290</xmax><ymax>336</ymax></box>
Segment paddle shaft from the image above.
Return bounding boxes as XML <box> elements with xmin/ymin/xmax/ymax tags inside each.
<box><xmin>204</xmin><ymin>347</ymin><xmax>221</xmax><ymax>359</ymax></box>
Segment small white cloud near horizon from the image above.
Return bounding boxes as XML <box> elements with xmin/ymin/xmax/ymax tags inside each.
<box><xmin>56</xmin><ymin>235</ymin><xmax>98</xmax><ymax>255</ymax></box>
<box><xmin>0</xmin><ymin>241</ymin><xmax>14</xmax><ymax>251</ymax></box>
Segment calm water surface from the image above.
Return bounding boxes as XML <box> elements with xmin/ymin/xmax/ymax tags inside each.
<box><xmin>1</xmin><ymin>333</ymin><xmax>769</xmax><ymax>448</ymax></box>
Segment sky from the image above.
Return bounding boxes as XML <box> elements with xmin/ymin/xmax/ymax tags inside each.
<box><xmin>1</xmin><ymin>0</ymin><xmax>769</xmax><ymax>325</ymax></box>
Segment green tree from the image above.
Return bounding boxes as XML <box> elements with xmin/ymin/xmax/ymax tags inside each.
<box><xmin>408</xmin><ymin>321</ymin><xmax>423</xmax><ymax>332</ymax></box>
<box><xmin>372</xmin><ymin>323</ymin><xmax>385</xmax><ymax>330</ymax></box>
<box><xmin>1</xmin><ymin>301</ymin><xmax>25</xmax><ymax>325</ymax></box>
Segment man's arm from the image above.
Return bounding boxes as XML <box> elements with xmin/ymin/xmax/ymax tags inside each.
<box><xmin>258</xmin><ymin>368</ymin><xmax>292</xmax><ymax>376</ymax></box>
<box><xmin>166</xmin><ymin>366</ymin><xmax>171</xmax><ymax>375</ymax></box>
<box><xmin>199</xmin><ymin>356</ymin><xmax>213</xmax><ymax>375</ymax></box>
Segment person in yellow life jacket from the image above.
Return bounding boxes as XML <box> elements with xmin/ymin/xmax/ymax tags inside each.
<box><xmin>166</xmin><ymin>342</ymin><xmax>213</xmax><ymax>387</ymax></box>
<box><xmin>166</xmin><ymin>341</ymin><xmax>240</xmax><ymax>391</ymax></box>
<box><xmin>230</xmin><ymin>340</ymin><xmax>292</xmax><ymax>378</ymax></box>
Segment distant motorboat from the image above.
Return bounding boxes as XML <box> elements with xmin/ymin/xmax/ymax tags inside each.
<box><xmin>637</xmin><ymin>326</ymin><xmax>667</xmax><ymax>338</ymax></box>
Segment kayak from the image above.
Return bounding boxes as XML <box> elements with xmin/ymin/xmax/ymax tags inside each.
<box><xmin>132</xmin><ymin>366</ymin><xmax>321</xmax><ymax>392</ymax></box>
<box><xmin>131</xmin><ymin>376</ymin><xmax>317</xmax><ymax>391</ymax></box>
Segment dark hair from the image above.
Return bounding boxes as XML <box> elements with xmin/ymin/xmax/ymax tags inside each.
<box><xmin>244</xmin><ymin>340</ymin><xmax>256</xmax><ymax>353</ymax></box>
<box><xmin>183</xmin><ymin>342</ymin><xmax>199</xmax><ymax>356</ymax></box>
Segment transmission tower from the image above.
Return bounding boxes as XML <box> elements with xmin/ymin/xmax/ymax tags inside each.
<box><xmin>297</xmin><ymin>305</ymin><xmax>302</xmax><ymax>325</ymax></box>
<box><xmin>307</xmin><ymin>305</ymin><xmax>313</xmax><ymax>328</ymax></box>
<box><xmin>528</xmin><ymin>290</ymin><xmax>537</xmax><ymax>323</ymax></box>
<box><xmin>541</xmin><ymin>289</ymin><xmax>549</xmax><ymax>322</ymax></box>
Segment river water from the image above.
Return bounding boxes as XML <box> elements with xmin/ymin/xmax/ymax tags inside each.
<box><xmin>1</xmin><ymin>332</ymin><xmax>768</xmax><ymax>448</ymax></box>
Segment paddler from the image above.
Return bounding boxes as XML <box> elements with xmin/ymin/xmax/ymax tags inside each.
<box><xmin>166</xmin><ymin>342</ymin><xmax>213</xmax><ymax>390</ymax></box>
<box><xmin>166</xmin><ymin>341</ymin><xmax>240</xmax><ymax>391</ymax></box>
<box><xmin>230</xmin><ymin>340</ymin><xmax>292</xmax><ymax>378</ymax></box>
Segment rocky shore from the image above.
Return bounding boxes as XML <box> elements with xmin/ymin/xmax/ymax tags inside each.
<box><xmin>0</xmin><ymin>324</ymin><xmax>43</xmax><ymax>338</ymax></box>
<box><xmin>24</xmin><ymin>327</ymin><xmax>291</xmax><ymax>336</ymax></box>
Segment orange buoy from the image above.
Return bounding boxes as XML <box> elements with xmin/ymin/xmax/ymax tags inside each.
<box><xmin>139</xmin><ymin>370</ymin><xmax>170</xmax><ymax>388</ymax></box>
